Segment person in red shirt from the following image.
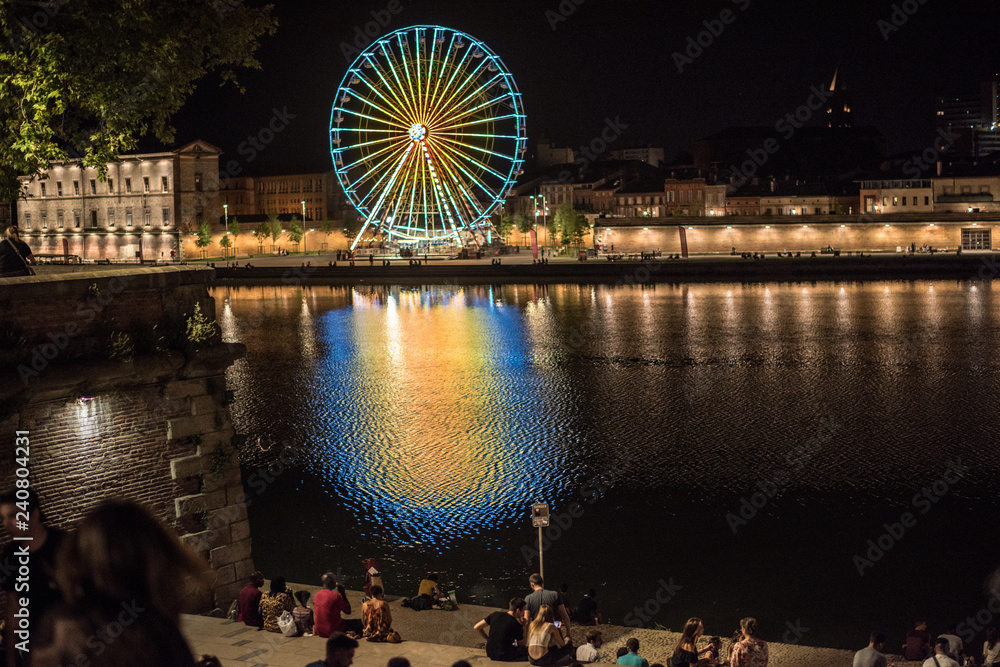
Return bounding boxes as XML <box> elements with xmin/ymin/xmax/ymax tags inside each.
<box><xmin>314</xmin><ymin>572</ymin><xmax>362</xmax><ymax>637</ymax></box>
<box><xmin>238</xmin><ymin>571</ymin><xmax>265</xmax><ymax>628</ymax></box>
<box><xmin>903</xmin><ymin>620</ymin><xmax>931</xmax><ymax>660</ymax></box>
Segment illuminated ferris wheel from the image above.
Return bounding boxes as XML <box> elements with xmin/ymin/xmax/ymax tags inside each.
<box><xmin>330</xmin><ymin>25</ymin><xmax>527</xmax><ymax>250</ymax></box>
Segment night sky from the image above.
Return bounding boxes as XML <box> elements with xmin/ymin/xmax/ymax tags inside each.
<box><xmin>169</xmin><ymin>0</ymin><xmax>999</xmax><ymax>175</ymax></box>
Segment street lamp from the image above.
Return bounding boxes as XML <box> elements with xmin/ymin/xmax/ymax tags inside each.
<box><xmin>301</xmin><ymin>200</ymin><xmax>307</xmax><ymax>254</ymax></box>
<box><xmin>223</xmin><ymin>204</ymin><xmax>229</xmax><ymax>258</ymax></box>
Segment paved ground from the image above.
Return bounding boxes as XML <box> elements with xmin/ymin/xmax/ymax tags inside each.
<box><xmin>181</xmin><ymin>585</ymin><xmax>922</xmax><ymax>667</ymax></box>
<box><xmin>182</xmin><ymin>614</ymin><xmax>503</xmax><ymax>667</ymax></box>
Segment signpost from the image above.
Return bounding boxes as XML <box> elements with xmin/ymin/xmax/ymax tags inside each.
<box><xmin>531</xmin><ymin>502</ymin><xmax>549</xmax><ymax>581</ymax></box>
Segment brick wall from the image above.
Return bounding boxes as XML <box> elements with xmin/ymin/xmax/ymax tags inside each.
<box><xmin>0</xmin><ymin>267</ymin><xmax>252</xmax><ymax>611</ymax></box>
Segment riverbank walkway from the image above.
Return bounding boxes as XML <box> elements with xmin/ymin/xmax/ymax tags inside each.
<box><xmin>180</xmin><ymin>586</ymin><xmax>922</xmax><ymax>667</ymax></box>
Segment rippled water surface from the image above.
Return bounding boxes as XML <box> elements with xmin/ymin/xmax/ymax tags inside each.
<box><xmin>214</xmin><ymin>281</ymin><xmax>1000</xmax><ymax>649</ymax></box>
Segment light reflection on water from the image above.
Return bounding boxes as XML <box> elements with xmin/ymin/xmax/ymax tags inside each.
<box><xmin>214</xmin><ymin>281</ymin><xmax>1000</xmax><ymax>649</ymax></box>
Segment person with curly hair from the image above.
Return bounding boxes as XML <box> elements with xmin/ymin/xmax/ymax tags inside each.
<box><xmin>730</xmin><ymin>617</ymin><xmax>768</xmax><ymax>667</ymax></box>
<box><xmin>260</xmin><ymin>576</ymin><xmax>295</xmax><ymax>633</ymax></box>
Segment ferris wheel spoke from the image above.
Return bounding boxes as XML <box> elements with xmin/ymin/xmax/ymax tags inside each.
<box><xmin>348</xmin><ymin>69</ymin><xmax>414</xmax><ymax>127</ymax></box>
<box><xmin>421</xmin><ymin>30</ymin><xmax>443</xmax><ymax>124</ymax></box>
<box><xmin>430</xmin><ymin>72</ymin><xmax>505</xmax><ymax>127</ymax></box>
<box><xmin>426</xmin><ymin>141</ymin><xmax>487</xmax><ymax>224</ymax></box>
<box><xmin>420</xmin><ymin>144</ymin><xmax>462</xmax><ymax>234</ymax></box>
<box><xmin>424</xmin><ymin>44</ymin><xmax>488</xmax><ymax>128</ymax></box>
<box><xmin>425</xmin><ymin>57</ymin><xmax>494</xmax><ymax>128</ymax></box>
<box><xmin>430</xmin><ymin>145</ymin><xmax>493</xmax><ymax>219</ymax></box>
<box><xmin>392</xmin><ymin>33</ymin><xmax>422</xmax><ymax>123</ymax></box>
<box><xmin>376</xmin><ymin>44</ymin><xmax>421</xmax><ymax>122</ymax></box>
<box><xmin>384</xmin><ymin>154</ymin><xmax>421</xmax><ymax>232</ymax></box>
<box><xmin>428</xmin><ymin>136</ymin><xmax>506</xmax><ymax>181</ymax></box>
<box><xmin>430</xmin><ymin>91</ymin><xmax>507</xmax><ymax>131</ymax></box>
<box><xmin>335</xmin><ymin>106</ymin><xmax>409</xmax><ymax>131</ymax></box>
<box><xmin>351</xmin><ymin>143</ymin><xmax>416</xmax><ymax>249</ymax></box>
<box><xmin>349</xmin><ymin>90</ymin><xmax>413</xmax><ymax>128</ymax></box>
<box><xmin>431</xmin><ymin>143</ymin><xmax>503</xmax><ymax>203</ymax></box>
<box><xmin>425</xmin><ymin>32</ymin><xmax>461</xmax><ymax>122</ymax></box>
<box><xmin>338</xmin><ymin>134</ymin><xmax>411</xmax><ymax>175</ymax></box>
<box><xmin>359</xmin><ymin>55</ymin><xmax>420</xmax><ymax>125</ymax></box>
<box><xmin>428</xmin><ymin>133</ymin><xmax>516</xmax><ymax>164</ymax></box>
<box><xmin>345</xmin><ymin>140</ymin><xmax>412</xmax><ymax>197</ymax></box>
<box><xmin>432</xmin><ymin>113</ymin><xmax>520</xmax><ymax>133</ymax></box>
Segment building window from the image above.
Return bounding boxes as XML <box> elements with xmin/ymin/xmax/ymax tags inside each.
<box><xmin>73</xmin><ymin>181</ymin><xmax>80</xmax><ymax>195</ymax></box>
<box><xmin>125</xmin><ymin>178</ymin><xmax>132</xmax><ymax>193</ymax></box>
<box><xmin>925</xmin><ymin>196</ymin><xmax>930</xmax><ymax>206</ymax></box>
<box><xmin>668</xmin><ymin>191</ymin><xmax>675</xmax><ymax>203</ymax></box>
<box><xmin>90</xmin><ymin>179</ymin><xmax>96</xmax><ymax>195</ymax></box>
<box><xmin>74</xmin><ymin>211</ymin><xmax>81</xmax><ymax>228</ymax></box>
<box><xmin>162</xmin><ymin>176</ymin><xmax>169</xmax><ymax>192</ymax></box>
<box><xmin>108</xmin><ymin>178</ymin><xmax>114</xmax><ymax>193</ymax></box>
<box><xmin>57</xmin><ymin>182</ymin><xmax>63</xmax><ymax>196</ymax></box>
<box><xmin>893</xmin><ymin>197</ymin><xmax>898</xmax><ymax>206</ymax></box>
<box><xmin>57</xmin><ymin>211</ymin><xmax>64</xmax><ymax>227</ymax></box>
<box><xmin>90</xmin><ymin>210</ymin><xmax>98</xmax><ymax>227</ymax></box>
<box><xmin>883</xmin><ymin>197</ymin><xmax>888</xmax><ymax>206</ymax></box>
<box><xmin>24</xmin><ymin>213</ymin><xmax>31</xmax><ymax>229</ymax></box>
<box><xmin>902</xmin><ymin>197</ymin><xmax>907</xmax><ymax>206</ymax></box>
<box><xmin>108</xmin><ymin>208</ymin><xmax>115</xmax><ymax>226</ymax></box>
<box><xmin>912</xmin><ymin>197</ymin><xmax>918</xmax><ymax>205</ymax></box>
<box><xmin>143</xmin><ymin>208</ymin><xmax>151</xmax><ymax>226</ymax></box>
<box><xmin>40</xmin><ymin>183</ymin><xmax>46</xmax><ymax>197</ymax></box>
<box><xmin>162</xmin><ymin>207</ymin><xmax>170</xmax><ymax>225</ymax></box>
<box><xmin>143</xmin><ymin>177</ymin><xmax>150</xmax><ymax>193</ymax></box>
<box><xmin>126</xmin><ymin>208</ymin><xmax>133</xmax><ymax>226</ymax></box>
<box><xmin>195</xmin><ymin>173</ymin><xmax>203</xmax><ymax>191</ymax></box>
<box><xmin>962</xmin><ymin>186</ymin><xmax>971</xmax><ymax>194</ymax></box>
<box><xmin>41</xmin><ymin>211</ymin><xmax>47</xmax><ymax>229</ymax></box>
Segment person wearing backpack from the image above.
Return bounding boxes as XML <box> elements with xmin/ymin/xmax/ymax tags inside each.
<box><xmin>0</xmin><ymin>227</ymin><xmax>35</xmax><ymax>277</ymax></box>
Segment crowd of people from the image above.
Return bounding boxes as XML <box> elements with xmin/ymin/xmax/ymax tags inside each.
<box><xmin>468</xmin><ymin>576</ymin><xmax>768</xmax><ymax>667</ymax></box>
<box><xmin>3</xmin><ymin>496</ymin><xmax>998</xmax><ymax>667</ymax></box>
<box><xmin>236</xmin><ymin>569</ymin><xmax>399</xmax><ymax>643</ymax></box>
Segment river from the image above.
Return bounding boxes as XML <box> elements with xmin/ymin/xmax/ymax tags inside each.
<box><xmin>213</xmin><ymin>280</ymin><xmax>1000</xmax><ymax>650</ymax></box>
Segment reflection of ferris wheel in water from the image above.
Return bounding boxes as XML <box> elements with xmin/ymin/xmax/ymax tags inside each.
<box><xmin>331</xmin><ymin>25</ymin><xmax>527</xmax><ymax>251</ymax></box>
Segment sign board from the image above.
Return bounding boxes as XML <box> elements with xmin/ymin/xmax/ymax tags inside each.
<box><xmin>531</xmin><ymin>502</ymin><xmax>549</xmax><ymax>528</ymax></box>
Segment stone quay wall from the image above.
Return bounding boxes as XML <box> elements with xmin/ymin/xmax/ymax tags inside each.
<box><xmin>0</xmin><ymin>267</ymin><xmax>251</xmax><ymax>611</ymax></box>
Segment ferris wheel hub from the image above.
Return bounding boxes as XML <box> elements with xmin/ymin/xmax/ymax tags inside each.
<box><xmin>408</xmin><ymin>123</ymin><xmax>427</xmax><ymax>142</ymax></box>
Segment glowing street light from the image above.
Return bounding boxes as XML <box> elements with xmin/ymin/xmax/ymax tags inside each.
<box><xmin>301</xmin><ymin>200</ymin><xmax>307</xmax><ymax>254</ymax></box>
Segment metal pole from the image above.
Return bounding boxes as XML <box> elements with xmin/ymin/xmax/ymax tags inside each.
<box><xmin>538</xmin><ymin>525</ymin><xmax>544</xmax><ymax>582</ymax></box>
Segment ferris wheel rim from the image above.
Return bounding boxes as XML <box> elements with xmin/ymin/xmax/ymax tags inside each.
<box><xmin>330</xmin><ymin>25</ymin><xmax>526</xmax><ymax>249</ymax></box>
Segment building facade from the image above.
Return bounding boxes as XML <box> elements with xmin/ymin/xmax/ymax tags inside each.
<box><xmin>608</xmin><ymin>147</ymin><xmax>665</xmax><ymax>166</ymax></box>
<box><xmin>17</xmin><ymin>140</ymin><xmax>221</xmax><ymax>261</ymax></box>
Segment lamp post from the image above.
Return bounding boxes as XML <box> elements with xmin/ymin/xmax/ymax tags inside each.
<box><xmin>301</xmin><ymin>200</ymin><xmax>307</xmax><ymax>254</ymax></box>
<box><xmin>223</xmin><ymin>204</ymin><xmax>229</xmax><ymax>258</ymax></box>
